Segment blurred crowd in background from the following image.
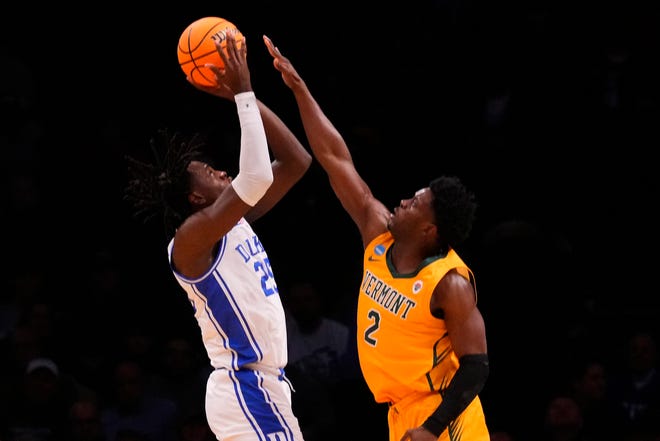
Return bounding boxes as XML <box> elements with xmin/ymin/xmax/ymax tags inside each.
<box><xmin>2</xmin><ymin>1</ymin><xmax>659</xmax><ymax>440</ymax></box>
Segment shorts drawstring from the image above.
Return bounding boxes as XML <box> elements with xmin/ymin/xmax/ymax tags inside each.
<box><xmin>278</xmin><ymin>367</ymin><xmax>296</xmax><ymax>392</ymax></box>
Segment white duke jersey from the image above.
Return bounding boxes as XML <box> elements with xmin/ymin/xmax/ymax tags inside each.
<box><xmin>168</xmin><ymin>218</ymin><xmax>288</xmax><ymax>371</ymax></box>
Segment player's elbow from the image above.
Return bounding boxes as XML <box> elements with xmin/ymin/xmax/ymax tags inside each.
<box><xmin>296</xmin><ymin>151</ymin><xmax>313</xmax><ymax>176</ymax></box>
<box><xmin>232</xmin><ymin>169</ymin><xmax>274</xmax><ymax>206</ymax></box>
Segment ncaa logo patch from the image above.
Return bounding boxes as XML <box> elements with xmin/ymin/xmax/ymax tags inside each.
<box><xmin>374</xmin><ymin>244</ymin><xmax>386</xmax><ymax>256</ymax></box>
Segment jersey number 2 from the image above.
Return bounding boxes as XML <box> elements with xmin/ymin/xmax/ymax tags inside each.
<box><xmin>364</xmin><ymin>309</ymin><xmax>380</xmax><ymax>346</ymax></box>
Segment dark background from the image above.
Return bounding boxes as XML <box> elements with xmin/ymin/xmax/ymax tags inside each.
<box><xmin>3</xmin><ymin>1</ymin><xmax>659</xmax><ymax>438</ymax></box>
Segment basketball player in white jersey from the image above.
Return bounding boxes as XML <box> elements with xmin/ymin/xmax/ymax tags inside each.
<box><xmin>125</xmin><ymin>32</ymin><xmax>310</xmax><ymax>440</ymax></box>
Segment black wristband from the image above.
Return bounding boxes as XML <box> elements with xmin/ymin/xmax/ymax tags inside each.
<box><xmin>421</xmin><ymin>353</ymin><xmax>489</xmax><ymax>437</ymax></box>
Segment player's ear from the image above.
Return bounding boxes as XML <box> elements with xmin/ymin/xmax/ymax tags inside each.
<box><xmin>188</xmin><ymin>191</ymin><xmax>206</xmax><ymax>206</ymax></box>
<box><xmin>422</xmin><ymin>222</ymin><xmax>437</xmax><ymax>238</ymax></box>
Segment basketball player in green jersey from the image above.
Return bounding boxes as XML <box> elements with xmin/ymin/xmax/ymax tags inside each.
<box><xmin>264</xmin><ymin>35</ymin><xmax>490</xmax><ymax>441</ymax></box>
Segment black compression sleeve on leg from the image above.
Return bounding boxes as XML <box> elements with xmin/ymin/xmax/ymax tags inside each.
<box><xmin>422</xmin><ymin>353</ymin><xmax>489</xmax><ymax>437</ymax></box>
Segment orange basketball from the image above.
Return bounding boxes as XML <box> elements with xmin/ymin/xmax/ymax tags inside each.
<box><xmin>177</xmin><ymin>17</ymin><xmax>244</xmax><ymax>87</ymax></box>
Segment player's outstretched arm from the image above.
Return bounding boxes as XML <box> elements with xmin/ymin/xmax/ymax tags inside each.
<box><xmin>263</xmin><ymin>35</ymin><xmax>390</xmax><ymax>245</ymax></box>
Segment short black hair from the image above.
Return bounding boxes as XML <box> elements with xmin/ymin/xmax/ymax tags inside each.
<box><xmin>124</xmin><ymin>129</ymin><xmax>205</xmax><ymax>241</ymax></box>
<box><xmin>429</xmin><ymin>175</ymin><xmax>477</xmax><ymax>249</ymax></box>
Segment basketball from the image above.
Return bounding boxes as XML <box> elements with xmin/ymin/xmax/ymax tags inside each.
<box><xmin>177</xmin><ymin>17</ymin><xmax>244</xmax><ymax>87</ymax></box>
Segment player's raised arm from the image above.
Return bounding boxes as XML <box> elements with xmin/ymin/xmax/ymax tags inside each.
<box><xmin>263</xmin><ymin>35</ymin><xmax>391</xmax><ymax>246</ymax></box>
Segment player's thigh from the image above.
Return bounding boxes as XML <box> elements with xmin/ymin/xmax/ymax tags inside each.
<box><xmin>206</xmin><ymin>368</ymin><xmax>304</xmax><ymax>440</ymax></box>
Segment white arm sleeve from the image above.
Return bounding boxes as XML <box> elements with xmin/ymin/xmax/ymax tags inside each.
<box><xmin>231</xmin><ymin>91</ymin><xmax>274</xmax><ymax>206</ymax></box>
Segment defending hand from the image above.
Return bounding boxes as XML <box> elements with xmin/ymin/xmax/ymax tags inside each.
<box><xmin>263</xmin><ymin>35</ymin><xmax>305</xmax><ymax>91</ymax></box>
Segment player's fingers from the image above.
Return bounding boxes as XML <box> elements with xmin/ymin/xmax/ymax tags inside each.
<box><xmin>263</xmin><ymin>35</ymin><xmax>273</xmax><ymax>54</ymax></box>
<box><xmin>225</xmin><ymin>30</ymin><xmax>244</xmax><ymax>61</ymax></box>
<box><xmin>204</xmin><ymin>63</ymin><xmax>224</xmax><ymax>77</ymax></box>
<box><xmin>263</xmin><ymin>35</ymin><xmax>281</xmax><ymax>57</ymax></box>
<box><xmin>234</xmin><ymin>33</ymin><xmax>247</xmax><ymax>59</ymax></box>
<box><xmin>225</xmin><ymin>31</ymin><xmax>238</xmax><ymax>58</ymax></box>
<box><xmin>215</xmin><ymin>40</ymin><xmax>229</xmax><ymax>64</ymax></box>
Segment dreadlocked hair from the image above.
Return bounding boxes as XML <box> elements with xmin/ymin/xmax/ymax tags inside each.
<box><xmin>124</xmin><ymin>128</ymin><xmax>205</xmax><ymax>241</ymax></box>
<box><xmin>429</xmin><ymin>175</ymin><xmax>477</xmax><ymax>250</ymax></box>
